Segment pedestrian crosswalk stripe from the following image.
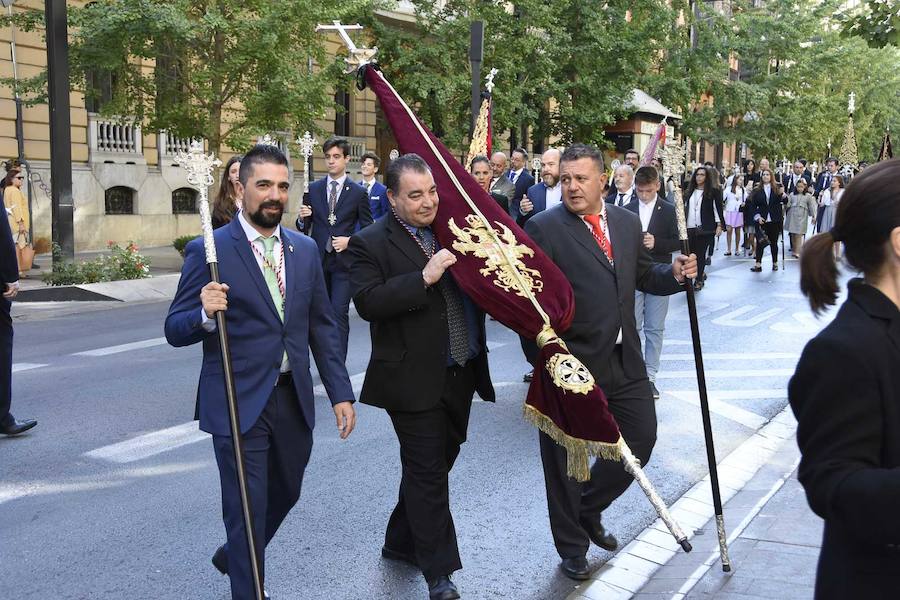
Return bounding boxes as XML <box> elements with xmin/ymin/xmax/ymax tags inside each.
<box><xmin>656</xmin><ymin>369</ymin><xmax>794</xmax><ymax>379</ymax></box>
<box><xmin>84</xmin><ymin>421</ymin><xmax>210</xmax><ymax>464</ymax></box>
<box><xmin>73</xmin><ymin>337</ymin><xmax>168</xmax><ymax>357</ymax></box>
<box><xmin>12</xmin><ymin>363</ymin><xmax>48</xmax><ymax>373</ymax></box>
<box><xmin>666</xmin><ymin>390</ymin><xmax>774</xmax><ymax>429</ymax></box>
<box><xmin>660</xmin><ymin>352</ymin><xmax>798</xmax><ymax>361</ymax></box>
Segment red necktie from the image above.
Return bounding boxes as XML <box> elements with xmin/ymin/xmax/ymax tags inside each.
<box><xmin>584</xmin><ymin>214</ymin><xmax>614</xmax><ymax>264</ymax></box>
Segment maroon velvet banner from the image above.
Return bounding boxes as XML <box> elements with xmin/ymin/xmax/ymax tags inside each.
<box><xmin>363</xmin><ymin>65</ymin><xmax>622</xmax><ymax>478</ymax></box>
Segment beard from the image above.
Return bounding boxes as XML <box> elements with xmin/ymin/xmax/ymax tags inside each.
<box><xmin>248</xmin><ymin>201</ymin><xmax>284</xmax><ymax>228</ymax></box>
<box><xmin>543</xmin><ymin>173</ymin><xmax>559</xmax><ymax>187</ymax></box>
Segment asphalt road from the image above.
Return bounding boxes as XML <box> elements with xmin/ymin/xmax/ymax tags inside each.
<box><xmin>0</xmin><ymin>249</ymin><xmax>842</xmax><ymax>600</ymax></box>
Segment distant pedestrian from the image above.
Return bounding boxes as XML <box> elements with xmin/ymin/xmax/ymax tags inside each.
<box><xmin>2</xmin><ymin>167</ymin><xmax>31</xmax><ymax>277</ymax></box>
<box><xmin>723</xmin><ymin>174</ymin><xmax>746</xmax><ymax>256</ymax></box>
<box><xmin>784</xmin><ymin>178</ymin><xmax>817</xmax><ymax>257</ymax></box>
<box><xmin>682</xmin><ymin>166</ymin><xmax>724</xmax><ymax>290</ymax></box>
<box><xmin>818</xmin><ymin>175</ymin><xmax>845</xmax><ymax>259</ymax></box>
<box><xmin>749</xmin><ymin>170</ymin><xmax>786</xmax><ymax>272</ymax></box>
<box><xmin>790</xmin><ymin>158</ymin><xmax>900</xmax><ymax>600</ymax></box>
<box><xmin>211</xmin><ymin>155</ymin><xmax>243</xmax><ymax>229</ymax></box>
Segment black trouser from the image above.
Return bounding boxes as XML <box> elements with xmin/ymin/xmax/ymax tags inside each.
<box><xmin>540</xmin><ymin>346</ymin><xmax>657</xmax><ymax>559</ymax></box>
<box><xmin>0</xmin><ymin>299</ymin><xmax>11</xmax><ymax>425</ymax></box>
<box><xmin>213</xmin><ymin>381</ymin><xmax>313</xmax><ymax>600</ymax></box>
<box><xmin>687</xmin><ymin>228</ymin><xmax>714</xmax><ymax>281</ymax></box>
<box><xmin>755</xmin><ymin>221</ymin><xmax>782</xmax><ymax>265</ymax></box>
<box><xmin>322</xmin><ymin>253</ymin><xmax>351</xmax><ymax>362</ymax></box>
<box><xmin>385</xmin><ymin>362</ymin><xmax>476</xmax><ymax>581</ymax></box>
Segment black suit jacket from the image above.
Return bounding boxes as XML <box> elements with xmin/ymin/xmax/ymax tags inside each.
<box><xmin>782</xmin><ymin>171</ymin><xmax>814</xmax><ymax>195</ymax></box>
<box><xmin>789</xmin><ymin>280</ymin><xmax>900</xmax><ymax>598</ymax></box>
<box><xmin>750</xmin><ymin>187</ymin><xmax>786</xmax><ymax>223</ymax></box>
<box><xmin>298</xmin><ymin>176</ymin><xmax>373</xmax><ymax>271</ymax></box>
<box><xmin>347</xmin><ymin>216</ymin><xmax>495</xmax><ymax>412</ymax></box>
<box><xmin>507</xmin><ymin>170</ymin><xmax>535</xmax><ymax>215</ymax></box>
<box><xmin>524</xmin><ymin>204</ymin><xmax>683</xmax><ymax>386</ymax></box>
<box><xmin>682</xmin><ymin>187</ymin><xmax>725</xmax><ymax>233</ymax></box>
<box><xmin>814</xmin><ymin>171</ymin><xmax>837</xmax><ymax>198</ymax></box>
<box><xmin>624</xmin><ymin>198</ymin><xmax>681</xmax><ymax>264</ymax></box>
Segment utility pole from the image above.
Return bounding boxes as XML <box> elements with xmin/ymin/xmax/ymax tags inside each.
<box><xmin>44</xmin><ymin>0</ymin><xmax>74</xmax><ymax>262</ymax></box>
<box><xmin>469</xmin><ymin>21</ymin><xmax>484</xmax><ymax>139</ymax></box>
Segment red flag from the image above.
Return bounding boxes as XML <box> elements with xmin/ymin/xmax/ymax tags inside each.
<box><xmin>640</xmin><ymin>119</ymin><xmax>667</xmax><ymax>167</ymax></box>
<box><xmin>362</xmin><ymin>64</ymin><xmax>623</xmax><ymax>479</ymax></box>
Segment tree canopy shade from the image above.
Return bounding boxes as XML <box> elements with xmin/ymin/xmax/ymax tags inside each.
<box><xmin>836</xmin><ymin>0</ymin><xmax>899</xmax><ymax>49</ymax></box>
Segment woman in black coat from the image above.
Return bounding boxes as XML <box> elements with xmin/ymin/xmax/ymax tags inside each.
<box><xmin>683</xmin><ymin>166</ymin><xmax>725</xmax><ymax>290</ymax></box>
<box><xmin>789</xmin><ymin>158</ymin><xmax>900</xmax><ymax>600</ymax></box>
<box><xmin>749</xmin><ymin>169</ymin><xmax>787</xmax><ymax>271</ymax></box>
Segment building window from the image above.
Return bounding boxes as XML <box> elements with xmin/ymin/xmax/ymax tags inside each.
<box><xmin>105</xmin><ymin>186</ymin><xmax>135</xmax><ymax>215</ymax></box>
<box><xmin>334</xmin><ymin>89</ymin><xmax>351</xmax><ymax>137</ymax></box>
<box><xmin>85</xmin><ymin>68</ymin><xmax>116</xmax><ymax>114</ymax></box>
<box><xmin>171</xmin><ymin>187</ymin><xmax>198</xmax><ymax>214</ymax></box>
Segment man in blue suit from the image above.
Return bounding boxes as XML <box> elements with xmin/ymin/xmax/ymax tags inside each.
<box><xmin>518</xmin><ymin>148</ymin><xmax>562</xmax><ymax>227</ymax></box>
<box><xmin>0</xmin><ymin>202</ymin><xmax>35</xmax><ymax>437</ymax></box>
<box><xmin>296</xmin><ymin>137</ymin><xmax>373</xmax><ymax>361</ymax></box>
<box><xmin>166</xmin><ymin>144</ymin><xmax>356</xmax><ymax>600</ymax></box>
<box><xmin>505</xmin><ymin>147</ymin><xmax>535</xmax><ymax>219</ymax></box>
<box><xmin>359</xmin><ymin>151</ymin><xmax>389</xmax><ymax>220</ymax></box>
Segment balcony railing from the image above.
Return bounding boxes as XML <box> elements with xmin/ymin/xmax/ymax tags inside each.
<box><xmin>159</xmin><ymin>131</ymin><xmax>206</xmax><ymax>166</ymax></box>
<box><xmin>88</xmin><ymin>115</ymin><xmax>145</xmax><ymax>164</ymax></box>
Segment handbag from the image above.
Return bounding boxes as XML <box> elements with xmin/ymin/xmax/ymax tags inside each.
<box><xmin>15</xmin><ymin>231</ymin><xmax>34</xmax><ymax>272</ymax></box>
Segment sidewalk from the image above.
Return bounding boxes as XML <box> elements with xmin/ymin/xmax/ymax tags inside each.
<box><xmin>637</xmin><ymin>435</ymin><xmax>820</xmax><ymax>599</ymax></box>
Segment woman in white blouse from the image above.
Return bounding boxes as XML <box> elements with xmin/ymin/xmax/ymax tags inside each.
<box><xmin>818</xmin><ymin>175</ymin><xmax>845</xmax><ymax>259</ymax></box>
<box><xmin>723</xmin><ymin>174</ymin><xmax>747</xmax><ymax>256</ymax></box>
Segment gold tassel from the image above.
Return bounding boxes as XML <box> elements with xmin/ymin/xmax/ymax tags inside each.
<box><xmin>523</xmin><ymin>404</ymin><xmax>624</xmax><ymax>482</ymax></box>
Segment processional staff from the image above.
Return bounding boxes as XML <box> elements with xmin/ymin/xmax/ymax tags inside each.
<box><xmin>296</xmin><ymin>131</ymin><xmax>318</xmax><ymax>231</ymax></box>
<box><xmin>176</xmin><ymin>141</ymin><xmax>266</xmax><ymax>600</ymax></box>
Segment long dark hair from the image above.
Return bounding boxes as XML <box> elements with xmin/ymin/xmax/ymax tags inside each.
<box><xmin>686</xmin><ymin>166</ymin><xmax>713</xmax><ymax>199</ymax></box>
<box><xmin>744</xmin><ymin>159</ymin><xmax>757</xmax><ymax>176</ymax></box>
<box><xmin>0</xmin><ymin>168</ymin><xmax>20</xmax><ymax>193</ymax></box>
<box><xmin>212</xmin><ymin>155</ymin><xmax>243</xmax><ymax>226</ymax></box>
<box><xmin>800</xmin><ymin>159</ymin><xmax>900</xmax><ymax>314</ymax></box>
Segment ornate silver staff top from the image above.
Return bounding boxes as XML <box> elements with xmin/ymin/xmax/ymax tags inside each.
<box><xmin>485</xmin><ymin>68</ymin><xmax>498</xmax><ymax>94</ymax></box>
<box><xmin>296</xmin><ymin>131</ymin><xmax>317</xmax><ymax>194</ymax></box>
<box><xmin>659</xmin><ymin>139</ymin><xmax>689</xmax><ymax>241</ymax></box>
<box><xmin>176</xmin><ymin>139</ymin><xmax>222</xmax><ymax>263</ymax></box>
<box><xmin>531</xmin><ymin>156</ymin><xmax>542</xmax><ymax>182</ymax></box>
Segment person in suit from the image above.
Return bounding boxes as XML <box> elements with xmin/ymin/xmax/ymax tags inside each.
<box><xmin>814</xmin><ymin>157</ymin><xmax>840</xmax><ymax>232</ymax></box>
<box><xmin>518</xmin><ymin>148</ymin><xmax>562</xmax><ymax>227</ymax></box>
<box><xmin>469</xmin><ymin>155</ymin><xmax>509</xmax><ymax>213</ymax></box>
<box><xmin>348</xmin><ymin>154</ymin><xmax>495</xmax><ymax>600</ymax></box>
<box><xmin>625</xmin><ymin>166</ymin><xmax>681</xmax><ymax>400</ymax></box>
<box><xmin>606</xmin><ymin>164</ymin><xmax>635</xmax><ymax>207</ymax></box>
<box><xmin>683</xmin><ymin>165</ymin><xmax>725</xmax><ymax>290</ymax></box>
<box><xmin>783</xmin><ymin>160</ymin><xmax>814</xmax><ymax>195</ymax></box>
<box><xmin>607</xmin><ymin>148</ymin><xmax>640</xmax><ymax>198</ymax></box>
<box><xmin>0</xmin><ymin>203</ymin><xmax>35</xmax><ymax>437</ymax></box>
<box><xmin>489</xmin><ymin>151</ymin><xmax>516</xmax><ymax>202</ymax></box>
<box><xmin>505</xmin><ymin>148</ymin><xmax>535</xmax><ymax>219</ymax></box>
<box><xmin>296</xmin><ymin>136</ymin><xmax>373</xmax><ymax>361</ymax></box>
<box><xmin>523</xmin><ymin>144</ymin><xmax>697</xmax><ymax>581</ymax></box>
<box><xmin>790</xmin><ymin>158</ymin><xmax>900</xmax><ymax>600</ymax></box>
<box><xmin>166</xmin><ymin>144</ymin><xmax>356</xmax><ymax>600</ymax></box>
<box><xmin>359</xmin><ymin>151</ymin><xmax>389</xmax><ymax>221</ymax></box>
<box><xmin>749</xmin><ymin>169</ymin><xmax>786</xmax><ymax>272</ymax></box>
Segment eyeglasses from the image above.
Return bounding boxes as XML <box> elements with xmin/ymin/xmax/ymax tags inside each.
<box><xmin>14</xmin><ymin>176</ymin><xmax>24</xmax><ymax>180</ymax></box>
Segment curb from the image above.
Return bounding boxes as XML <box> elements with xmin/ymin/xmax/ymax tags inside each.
<box><xmin>569</xmin><ymin>405</ymin><xmax>798</xmax><ymax>600</ymax></box>
<box><xmin>16</xmin><ymin>273</ymin><xmax>181</xmax><ymax>303</ymax></box>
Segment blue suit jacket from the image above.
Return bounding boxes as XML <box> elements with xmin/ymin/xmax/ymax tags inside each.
<box><xmin>518</xmin><ymin>181</ymin><xmax>548</xmax><ymax>227</ymax></box>
<box><xmin>363</xmin><ymin>180</ymin><xmax>389</xmax><ymax>221</ymax></box>
<box><xmin>299</xmin><ymin>177</ymin><xmax>373</xmax><ymax>270</ymax></box>
<box><xmin>506</xmin><ymin>170</ymin><xmax>535</xmax><ymax>219</ymax></box>
<box><xmin>164</xmin><ymin>217</ymin><xmax>354</xmax><ymax>436</ymax></box>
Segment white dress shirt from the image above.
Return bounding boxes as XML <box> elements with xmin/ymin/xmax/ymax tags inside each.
<box><xmin>201</xmin><ymin>211</ymin><xmax>290</xmax><ymax>371</ymax></box>
<box><xmin>614</xmin><ymin>187</ymin><xmax>634</xmax><ymax>207</ymax></box>
<box><xmin>638</xmin><ymin>198</ymin><xmax>656</xmax><ymax>231</ymax></box>
<box><xmin>508</xmin><ymin>168</ymin><xmax>524</xmax><ymax>184</ymax></box>
<box><xmin>545</xmin><ymin>183</ymin><xmax>563</xmax><ymax>210</ymax></box>
<box><xmin>686</xmin><ymin>189</ymin><xmax>704</xmax><ymax>228</ymax></box>
<box><xmin>326</xmin><ymin>174</ymin><xmax>348</xmax><ymax>204</ymax></box>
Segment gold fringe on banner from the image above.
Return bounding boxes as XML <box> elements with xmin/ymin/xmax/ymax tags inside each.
<box><xmin>523</xmin><ymin>403</ymin><xmax>625</xmax><ymax>481</ymax></box>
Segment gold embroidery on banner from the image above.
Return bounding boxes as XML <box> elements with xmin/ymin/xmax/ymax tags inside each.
<box><xmin>448</xmin><ymin>215</ymin><xmax>543</xmax><ymax>297</ymax></box>
<box><xmin>546</xmin><ymin>353</ymin><xmax>595</xmax><ymax>395</ymax></box>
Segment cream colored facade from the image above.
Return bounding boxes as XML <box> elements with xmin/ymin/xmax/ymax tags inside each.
<box><xmin>0</xmin><ymin>1</ymin><xmax>379</xmax><ymax>250</ymax></box>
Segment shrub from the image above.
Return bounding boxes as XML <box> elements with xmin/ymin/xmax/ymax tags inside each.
<box><xmin>42</xmin><ymin>241</ymin><xmax>152</xmax><ymax>286</ymax></box>
<box><xmin>173</xmin><ymin>234</ymin><xmax>199</xmax><ymax>257</ymax></box>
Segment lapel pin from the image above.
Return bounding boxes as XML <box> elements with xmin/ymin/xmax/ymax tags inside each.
<box><xmin>289</xmin><ymin>244</ymin><xmax>294</xmax><ymax>253</ymax></box>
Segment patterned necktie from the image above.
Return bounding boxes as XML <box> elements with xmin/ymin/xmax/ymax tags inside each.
<box><xmin>258</xmin><ymin>235</ymin><xmax>284</xmax><ymax>321</ymax></box>
<box><xmin>584</xmin><ymin>213</ymin><xmax>615</xmax><ymax>265</ymax></box>
<box><xmin>617</xmin><ymin>193</ymin><xmax>625</xmax><ymax>206</ymax></box>
<box><xmin>416</xmin><ymin>228</ymin><xmax>470</xmax><ymax>366</ymax></box>
<box><xmin>326</xmin><ymin>180</ymin><xmax>339</xmax><ymax>252</ymax></box>
<box><xmin>508</xmin><ymin>171</ymin><xmax>516</xmax><ymax>183</ymax></box>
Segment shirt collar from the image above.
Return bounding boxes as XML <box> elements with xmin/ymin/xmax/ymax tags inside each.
<box><xmin>639</xmin><ymin>197</ymin><xmax>657</xmax><ymax>210</ymax></box>
<box><xmin>239</xmin><ymin>210</ymin><xmax>281</xmax><ymax>243</ymax></box>
<box><xmin>327</xmin><ymin>174</ymin><xmax>347</xmax><ymax>189</ymax></box>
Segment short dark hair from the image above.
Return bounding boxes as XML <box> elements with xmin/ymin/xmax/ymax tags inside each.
<box><xmin>624</xmin><ymin>148</ymin><xmax>639</xmax><ymax>159</ymax></box>
<box><xmin>634</xmin><ymin>166</ymin><xmax>659</xmax><ymax>186</ymax></box>
<box><xmin>469</xmin><ymin>155</ymin><xmax>490</xmax><ymax>171</ymax></box>
<box><xmin>798</xmin><ymin>158</ymin><xmax>808</xmax><ymax>166</ymax></box>
<box><xmin>560</xmin><ymin>143</ymin><xmax>605</xmax><ymax>173</ymax></box>
<box><xmin>323</xmin><ymin>136</ymin><xmax>351</xmax><ymax>157</ymax></box>
<box><xmin>361</xmin><ymin>152</ymin><xmax>380</xmax><ymax>168</ymax></box>
<box><xmin>385</xmin><ymin>153</ymin><xmax>431</xmax><ymax>195</ymax></box>
<box><xmin>825</xmin><ymin>156</ymin><xmax>838</xmax><ymax>166</ymax></box>
<box><xmin>239</xmin><ymin>145</ymin><xmax>288</xmax><ymax>185</ymax></box>
<box><xmin>511</xmin><ymin>147</ymin><xmax>528</xmax><ymax>160</ymax></box>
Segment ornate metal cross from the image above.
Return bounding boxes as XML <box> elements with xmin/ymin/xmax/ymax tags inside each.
<box><xmin>296</xmin><ymin>131</ymin><xmax>317</xmax><ymax>194</ymax></box>
<box><xmin>176</xmin><ymin>140</ymin><xmax>222</xmax><ymax>263</ymax></box>
<box><xmin>485</xmin><ymin>68</ymin><xmax>499</xmax><ymax>94</ymax></box>
<box><xmin>316</xmin><ymin>21</ymin><xmax>377</xmax><ymax>69</ymax></box>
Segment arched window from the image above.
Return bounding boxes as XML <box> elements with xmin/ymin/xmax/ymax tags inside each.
<box><xmin>105</xmin><ymin>186</ymin><xmax>135</xmax><ymax>215</ymax></box>
<box><xmin>171</xmin><ymin>187</ymin><xmax>198</xmax><ymax>214</ymax></box>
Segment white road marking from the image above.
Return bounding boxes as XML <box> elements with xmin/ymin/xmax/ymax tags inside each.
<box><xmin>668</xmin><ymin>302</ymin><xmax>730</xmax><ymax>321</ymax></box>
<box><xmin>84</xmin><ymin>422</ymin><xmax>210</xmax><ymax>464</ymax></box>
<box><xmin>656</xmin><ymin>368</ymin><xmax>794</xmax><ymax>379</ymax></box>
<box><xmin>12</xmin><ymin>363</ymin><xmax>48</xmax><ymax>373</ymax></box>
<box><xmin>660</xmin><ymin>352</ymin><xmax>798</xmax><ymax>361</ymax></box>
<box><xmin>73</xmin><ymin>337</ymin><xmax>168</xmax><ymax>357</ymax></box>
<box><xmin>770</xmin><ymin>311</ymin><xmax>823</xmax><ymax>333</ymax></box>
<box><xmin>314</xmin><ymin>371</ymin><xmax>366</xmax><ymax>396</ymax></box>
<box><xmin>487</xmin><ymin>340</ymin><xmax>509</xmax><ymax>350</ymax></box>
<box><xmin>666</xmin><ymin>390</ymin><xmax>769</xmax><ymax>429</ymax></box>
<box><xmin>711</xmin><ymin>305</ymin><xmax>783</xmax><ymax>327</ymax></box>
<box><xmin>663</xmin><ymin>340</ymin><xmax>693</xmax><ymax>346</ymax></box>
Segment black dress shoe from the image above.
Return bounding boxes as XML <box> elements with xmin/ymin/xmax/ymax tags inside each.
<box><xmin>0</xmin><ymin>416</ymin><xmax>37</xmax><ymax>436</ymax></box>
<box><xmin>427</xmin><ymin>575</ymin><xmax>460</xmax><ymax>600</ymax></box>
<box><xmin>523</xmin><ymin>369</ymin><xmax>534</xmax><ymax>383</ymax></box>
<box><xmin>212</xmin><ymin>545</ymin><xmax>228</xmax><ymax>575</ymax></box>
<box><xmin>381</xmin><ymin>545</ymin><xmax>418</xmax><ymax>567</ymax></box>
<box><xmin>580</xmin><ymin>517</ymin><xmax>618</xmax><ymax>551</ymax></box>
<box><xmin>559</xmin><ymin>556</ymin><xmax>591</xmax><ymax>580</ymax></box>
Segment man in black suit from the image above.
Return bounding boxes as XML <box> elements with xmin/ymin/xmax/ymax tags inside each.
<box><xmin>814</xmin><ymin>157</ymin><xmax>840</xmax><ymax>232</ymax></box>
<box><xmin>348</xmin><ymin>154</ymin><xmax>494</xmax><ymax>600</ymax></box>
<box><xmin>505</xmin><ymin>147</ymin><xmax>535</xmax><ymax>219</ymax></box>
<box><xmin>607</xmin><ymin>148</ymin><xmax>640</xmax><ymax>197</ymax></box>
<box><xmin>489</xmin><ymin>151</ymin><xmax>516</xmax><ymax>203</ymax></box>
<box><xmin>296</xmin><ymin>136</ymin><xmax>373</xmax><ymax>361</ymax></box>
<box><xmin>625</xmin><ymin>166</ymin><xmax>681</xmax><ymax>400</ymax></box>
<box><xmin>606</xmin><ymin>164</ymin><xmax>635</xmax><ymax>207</ymax></box>
<box><xmin>783</xmin><ymin>160</ymin><xmax>814</xmax><ymax>195</ymax></box>
<box><xmin>0</xmin><ymin>210</ymin><xmax>35</xmax><ymax>437</ymax></box>
<box><xmin>524</xmin><ymin>144</ymin><xmax>697</xmax><ymax>581</ymax></box>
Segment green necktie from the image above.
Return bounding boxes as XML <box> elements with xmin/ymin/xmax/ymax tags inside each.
<box><xmin>259</xmin><ymin>235</ymin><xmax>284</xmax><ymax>321</ymax></box>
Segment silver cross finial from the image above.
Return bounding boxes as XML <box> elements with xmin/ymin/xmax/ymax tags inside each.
<box><xmin>175</xmin><ymin>141</ymin><xmax>222</xmax><ymax>263</ymax></box>
<box><xmin>259</xmin><ymin>133</ymin><xmax>280</xmax><ymax>148</ymax></box>
<box><xmin>316</xmin><ymin>21</ymin><xmax>377</xmax><ymax>69</ymax></box>
<box><xmin>485</xmin><ymin>68</ymin><xmax>499</xmax><ymax>94</ymax></box>
<box><xmin>848</xmin><ymin>92</ymin><xmax>855</xmax><ymax>115</ymax></box>
<box><xmin>296</xmin><ymin>131</ymin><xmax>318</xmax><ymax>194</ymax></box>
